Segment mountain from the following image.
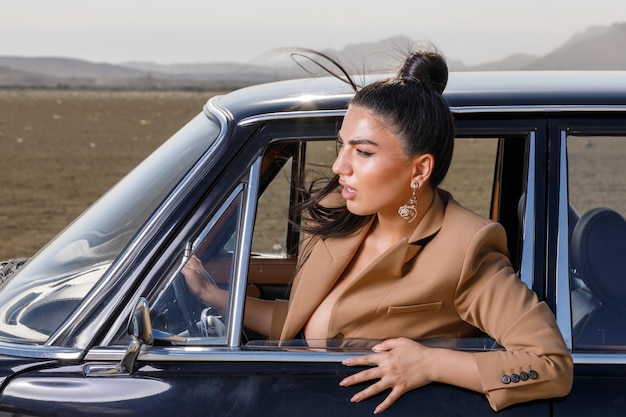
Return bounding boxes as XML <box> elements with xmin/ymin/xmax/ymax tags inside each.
<box><xmin>458</xmin><ymin>53</ymin><xmax>538</xmax><ymax>71</ymax></box>
<box><xmin>523</xmin><ymin>23</ymin><xmax>626</xmax><ymax>70</ymax></box>
<box><xmin>0</xmin><ymin>23</ymin><xmax>624</xmax><ymax>90</ymax></box>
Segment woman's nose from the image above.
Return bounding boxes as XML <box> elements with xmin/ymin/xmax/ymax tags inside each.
<box><xmin>332</xmin><ymin>150</ymin><xmax>349</xmax><ymax>175</ymax></box>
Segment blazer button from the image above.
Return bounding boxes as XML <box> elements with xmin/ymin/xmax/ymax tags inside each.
<box><xmin>528</xmin><ymin>370</ymin><xmax>538</xmax><ymax>379</ymax></box>
<box><xmin>519</xmin><ymin>371</ymin><xmax>529</xmax><ymax>381</ymax></box>
<box><xmin>501</xmin><ymin>375</ymin><xmax>511</xmax><ymax>384</ymax></box>
<box><xmin>510</xmin><ymin>374</ymin><xmax>520</xmax><ymax>383</ymax></box>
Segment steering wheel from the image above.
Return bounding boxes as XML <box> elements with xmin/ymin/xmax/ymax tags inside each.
<box><xmin>172</xmin><ymin>273</ymin><xmax>202</xmax><ymax>337</ymax></box>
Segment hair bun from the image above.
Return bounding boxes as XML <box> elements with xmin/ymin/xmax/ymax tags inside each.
<box><xmin>398</xmin><ymin>51</ymin><xmax>449</xmax><ymax>94</ymax></box>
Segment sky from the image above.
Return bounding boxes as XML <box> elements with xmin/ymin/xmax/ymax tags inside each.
<box><xmin>1</xmin><ymin>0</ymin><xmax>624</xmax><ymax>67</ymax></box>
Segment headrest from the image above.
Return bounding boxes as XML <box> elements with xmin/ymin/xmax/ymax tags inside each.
<box><xmin>570</xmin><ymin>207</ymin><xmax>626</xmax><ymax>311</ymax></box>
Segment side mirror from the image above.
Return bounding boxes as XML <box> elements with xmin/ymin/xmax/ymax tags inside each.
<box><xmin>129</xmin><ymin>297</ymin><xmax>154</xmax><ymax>346</ymax></box>
<box><xmin>84</xmin><ymin>297</ymin><xmax>154</xmax><ymax>376</ymax></box>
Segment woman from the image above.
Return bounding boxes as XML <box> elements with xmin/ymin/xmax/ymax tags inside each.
<box><xmin>183</xmin><ymin>49</ymin><xmax>573</xmax><ymax>414</ymax></box>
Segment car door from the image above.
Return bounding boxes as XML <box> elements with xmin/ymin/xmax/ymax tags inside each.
<box><xmin>549</xmin><ymin>118</ymin><xmax>626</xmax><ymax>417</ymax></box>
<box><xmin>0</xmin><ymin>116</ymin><xmax>550</xmax><ymax>417</ymax></box>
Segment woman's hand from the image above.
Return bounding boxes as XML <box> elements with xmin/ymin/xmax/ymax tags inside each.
<box><xmin>181</xmin><ymin>255</ymin><xmax>228</xmax><ymax>311</ymax></box>
<box><xmin>340</xmin><ymin>337</ymin><xmax>482</xmax><ymax>414</ymax></box>
<box><xmin>339</xmin><ymin>338</ymin><xmax>435</xmax><ymax>414</ymax></box>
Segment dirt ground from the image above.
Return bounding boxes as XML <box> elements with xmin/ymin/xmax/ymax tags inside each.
<box><xmin>10</xmin><ymin>89</ymin><xmax>619</xmax><ymax>263</ymax></box>
<box><xmin>0</xmin><ymin>89</ymin><xmax>502</xmax><ymax>260</ymax></box>
<box><xmin>0</xmin><ymin>89</ymin><xmax>213</xmax><ymax>259</ymax></box>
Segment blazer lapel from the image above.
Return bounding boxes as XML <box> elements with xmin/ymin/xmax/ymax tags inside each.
<box><xmin>280</xmin><ymin>219</ymin><xmax>373</xmax><ymax>339</ymax></box>
<box><xmin>279</xmin><ymin>191</ymin><xmax>448</xmax><ymax>340</ymax></box>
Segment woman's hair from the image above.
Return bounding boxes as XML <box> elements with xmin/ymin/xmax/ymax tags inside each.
<box><xmin>293</xmin><ymin>49</ymin><xmax>455</xmax><ymax>240</ymax></box>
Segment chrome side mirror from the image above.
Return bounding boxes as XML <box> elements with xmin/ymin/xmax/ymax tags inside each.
<box><xmin>129</xmin><ymin>297</ymin><xmax>154</xmax><ymax>346</ymax></box>
<box><xmin>84</xmin><ymin>297</ymin><xmax>154</xmax><ymax>376</ymax></box>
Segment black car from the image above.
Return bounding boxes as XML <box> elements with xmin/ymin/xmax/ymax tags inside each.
<box><xmin>0</xmin><ymin>70</ymin><xmax>625</xmax><ymax>416</ymax></box>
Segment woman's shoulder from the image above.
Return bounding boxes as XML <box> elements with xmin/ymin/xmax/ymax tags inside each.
<box><xmin>438</xmin><ymin>189</ymin><xmax>505</xmax><ymax>238</ymax></box>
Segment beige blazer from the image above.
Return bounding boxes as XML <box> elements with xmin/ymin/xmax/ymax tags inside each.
<box><xmin>271</xmin><ymin>190</ymin><xmax>573</xmax><ymax>411</ymax></box>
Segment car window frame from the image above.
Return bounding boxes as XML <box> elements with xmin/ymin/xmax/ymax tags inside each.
<box><xmin>88</xmin><ymin>114</ymin><xmax>546</xmax><ymax>363</ymax></box>
<box><xmin>554</xmin><ymin>117</ymin><xmax>626</xmax><ymax>360</ymax></box>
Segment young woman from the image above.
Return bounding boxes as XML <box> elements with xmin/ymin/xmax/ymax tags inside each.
<box><xmin>183</xmin><ymin>50</ymin><xmax>573</xmax><ymax>414</ymax></box>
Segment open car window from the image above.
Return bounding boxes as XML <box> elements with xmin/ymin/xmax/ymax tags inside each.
<box><xmin>142</xmin><ymin>131</ymin><xmax>529</xmax><ymax>349</ymax></box>
<box><xmin>567</xmin><ymin>134</ymin><xmax>626</xmax><ymax>351</ymax></box>
<box><xmin>247</xmin><ymin>134</ymin><xmax>527</xmax><ymax>350</ymax></box>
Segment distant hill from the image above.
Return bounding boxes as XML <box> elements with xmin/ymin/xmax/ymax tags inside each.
<box><xmin>0</xmin><ymin>22</ymin><xmax>624</xmax><ymax>90</ymax></box>
<box><xmin>523</xmin><ymin>22</ymin><xmax>626</xmax><ymax>70</ymax></box>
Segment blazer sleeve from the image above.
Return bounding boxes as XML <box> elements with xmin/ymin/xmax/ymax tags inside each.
<box><xmin>453</xmin><ymin>222</ymin><xmax>573</xmax><ymax>411</ymax></box>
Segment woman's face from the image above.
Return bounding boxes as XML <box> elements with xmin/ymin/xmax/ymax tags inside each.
<box><xmin>333</xmin><ymin>105</ymin><xmax>417</xmax><ymax>218</ymax></box>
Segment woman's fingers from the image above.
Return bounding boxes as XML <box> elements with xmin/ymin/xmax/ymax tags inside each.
<box><xmin>340</xmin><ymin>338</ymin><xmax>431</xmax><ymax>413</ymax></box>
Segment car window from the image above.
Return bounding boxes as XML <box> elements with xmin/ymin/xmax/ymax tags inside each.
<box><xmin>441</xmin><ymin>137</ymin><xmax>499</xmax><ymax>219</ymax></box>
<box><xmin>253</xmin><ymin>140</ymin><xmax>336</xmax><ymax>257</ymax></box>
<box><xmin>149</xmin><ymin>186</ymin><xmax>244</xmax><ymax>343</ymax></box>
<box><xmin>567</xmin><ymin>134</ymin><xmax>626</xmax><ymax>351</ymax></box>
<box><xmin>145</xmin><ymin>134</ymin><xmax>525</xmax><ymax>349</ymax></box>
<box><xmin>248</xmin><ymin>135</ymin><xmax>523</xmax><ymax>350</ymax></box>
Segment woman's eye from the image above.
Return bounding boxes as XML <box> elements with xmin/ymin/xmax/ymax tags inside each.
<box><xmin>335</xmin><ymin>140</ymin><xmax>343</xmax><ymax>155</ymax></box>
<box><xmin>356</xmin><ymin>149</ymin><xmax>373</xmax><ymax>157</ymax></box>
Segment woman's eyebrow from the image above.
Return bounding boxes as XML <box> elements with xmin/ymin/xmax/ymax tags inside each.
<box><xmin>337</xmin><ymin>133</ymin><xmax>378</xmax><ymax>146</ymax></box>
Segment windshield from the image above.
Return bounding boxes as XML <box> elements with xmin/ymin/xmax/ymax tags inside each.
<box><xmin>0</xmin><ymin>112</ymin><xmax>221</xmax><ymax>343</ymax></box>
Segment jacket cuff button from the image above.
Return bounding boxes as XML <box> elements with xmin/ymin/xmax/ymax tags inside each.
<box><xmin>501</xmin><ymin>375</ymin><xmax>511</xmax><ymax>384</ymax></box>
<box><xmin>528</xmin><ymin>370</ymin><xmax>538</xmax><ymax>379</ymax></box>
<box><xmin>519</xmin><ymin>371</ymin><xmax>529</xmax><ymax>381</ymax></box>
<box><xmin>510</xmin><ymin>373</ymin><xmax>520</xmax><ymax>383</ymax></box>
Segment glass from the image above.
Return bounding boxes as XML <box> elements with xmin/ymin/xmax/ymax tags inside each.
<box><xmin>568</xmin><ymin>135</ymin><xmax>626</xmax><ymax>350</ymax></box>
<box><xmin>150</xmin><ymin>187</ymin><xmax>243</xmax><ymax>342</ymax></box>
<box><xmin>0</xmin><ymin>113</ymin><xmax>220</xmax><ymax>343</ymax></box>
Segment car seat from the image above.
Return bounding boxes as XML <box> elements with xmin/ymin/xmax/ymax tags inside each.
<box><xmin>570</xmin><ymin>207</ymin><xmax>626</xmax><ymax>349</ymax></box>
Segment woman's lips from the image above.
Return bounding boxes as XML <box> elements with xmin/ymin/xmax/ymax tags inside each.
<box><xmin>341</xmin><ymin>184</ymin><xmax>357</xmax><ymax>200</ymax></box>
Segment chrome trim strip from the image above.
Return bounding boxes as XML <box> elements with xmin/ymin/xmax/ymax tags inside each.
<box><xmin>572</xmin><ymin>353</ymin><xmax>626</xmax><ymax>364</ymax></box>
<box><xmin>85</xmin><ymin>347</ymin><xmax>356</xmax><ymax>363</ymax></box>
<box><xmin>449</xmin><ymin>105</ymin><xmax>626</xmax><ymax>114</ymax></box>
<box><xmin>228</xmin><ymin>158</ymin><xmax>261</xmax><ymax>347</ymax></box>
<box><xmin>238</xmin><ymin>105</ymin><xmax>626</xmax><ymax>129</ymax></box>
<box><xmin>519</xmin><ymin>132</ymin><xmax>536</xmax><ymax>289</ymax></box>
<box><xmin>0</xmin><ymin>341</ymin><xmax>82</xmax><ymax>360</ymax></box>
<box><xmin>238</xmin><ymin>109</ymin><xmax>347</xmax><ymax>127</ymax></box>
<box><xmin>48</xmin><ymin>97</ymin><xmax>232</xmax><ymax>348</ymax></box>
<box><xmin>84</xmin><ymin>347</ymin><xmax>626</xmax><ymax>365</ymax></box>
<box><xmin>556</xmin><ymin>131</ymin><xmax>573</xmax><ymax>349</ymax></box>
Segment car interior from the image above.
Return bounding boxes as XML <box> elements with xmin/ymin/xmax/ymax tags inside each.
<box><xmin>567</xmin><ymin>134</ymin><xmax>626</xmax><ymax>351</ymax></box>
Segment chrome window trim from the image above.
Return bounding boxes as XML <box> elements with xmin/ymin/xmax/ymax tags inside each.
<box><xmin>238</xmin><ymin>109</ymin><xmax>347</xmax><ymax>127</ymax></box>
<box><xmin>0</xmin><ymin>341</ymin><xmax>82</xmax><ymax>360</ymax></box>
<box><xmin>238</xmin><ymin>106</ymin><xmax>626</xmax><ymax>131</ymax></box>
<box><xmin>572</xmin><ymin>353</ymin><xmax>626</xmax><ymax>365</ymax></box>
<box><xmin>50</xmin><ymin>97</ymin><xmax>232</xmax><ymax>348</ymax></box>
<box><xmin>228</xmin><ymin>157</ymin><xmax>261</xmax><ymax>347</ymax></box>
<box><xmin>85</xmin><ymin>346</ymin><xmax>355</xmax><ymax>363</ymax></box>
<box><xmin>180</xmin><ymin>184</ymin><xmax>247</xmax><ymax>347</ymax></box>
<box><xmin>85</xmin><ymin>347</ymin><xmax>626</xmax><ymax>366</ymax></box>
<box><xmin>556</xmin><ymin>130</ymin><xmax>573</xmax><ymax>350</ymax></box>
<box><xmin>449</xmin><ymin>105</ymin><xmax>626</xmax><ymax>114</ymax></box>
<box><xmin>518</xmin><ymin>132</ymin><xmax>536</xmax><ymax>289</ymax></box>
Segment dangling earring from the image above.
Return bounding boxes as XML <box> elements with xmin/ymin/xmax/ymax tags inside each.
<box><xmin>398</xmin><ymin>181</ymin><xmax>419</xmax><ymax>223</ymax></box>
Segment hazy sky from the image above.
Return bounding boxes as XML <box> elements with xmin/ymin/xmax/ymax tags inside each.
<box><xmin>1</xmin><ymin>0</ymin><xmax>624</xmax><ymax>66</ymax></box>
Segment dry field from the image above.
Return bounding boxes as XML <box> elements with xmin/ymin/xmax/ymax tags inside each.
<box><xmin>0</xmin><ymin>89</ymin><xmax>500</xmax><ymax>260</ymax></box>
<box><xmin>6</xmin><ymin>89</ymin><xmax>620</xmax><ymax>263</ymax></box>
<box><xmin>0</xmin><ymin>89</ymin><xmax>212</xmax><ymax>259</ymax></box>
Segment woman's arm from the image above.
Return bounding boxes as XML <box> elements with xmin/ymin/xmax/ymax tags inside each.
<box><xmin>181</xmin><ymin>255</ymin><xmax>276</xmax><ymax>337</ymax></box>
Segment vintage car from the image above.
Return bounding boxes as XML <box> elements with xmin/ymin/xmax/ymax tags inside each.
<box><xmin>0</xmin><ymin>69</ymin><xmax>625</xmax><ymax>416</ymax></box>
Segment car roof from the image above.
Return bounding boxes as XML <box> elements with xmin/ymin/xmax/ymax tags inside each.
<box><xmin>214</xmin><ymin>71</ymin><xmax>626</xmax><ymax>122</ymax></box>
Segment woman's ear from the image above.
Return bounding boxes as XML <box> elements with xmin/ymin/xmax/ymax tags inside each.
<box><xmin>411</xmin><ymin>153</ymin><xmax>434</xmax><ymax>186</ymax></box>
